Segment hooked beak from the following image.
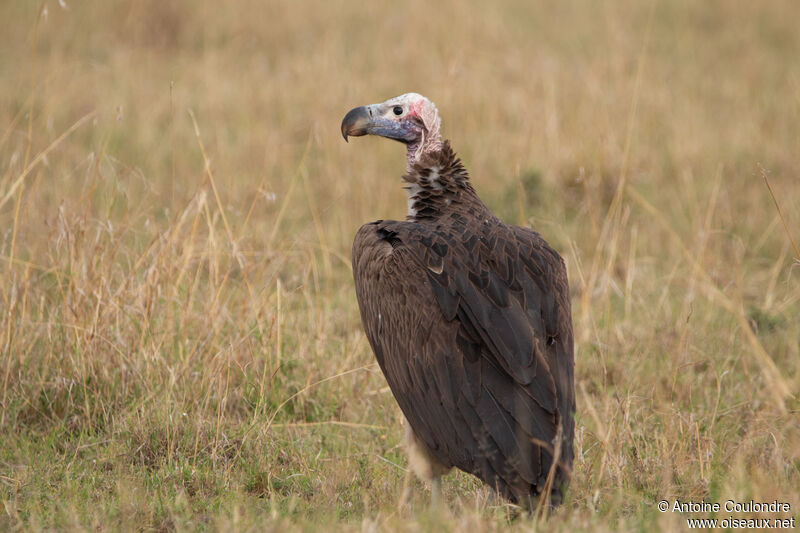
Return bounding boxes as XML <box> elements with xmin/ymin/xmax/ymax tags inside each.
<box><xmin>340</xmin><ymin>105</ymin><xmax>371</xmax><ymax>142</ymax></box>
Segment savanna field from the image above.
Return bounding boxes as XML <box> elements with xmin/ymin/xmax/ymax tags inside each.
<box><xmin>1</xmin><ymin>1</ymin><xmax>799</xmax><ymax>530</ymax></box>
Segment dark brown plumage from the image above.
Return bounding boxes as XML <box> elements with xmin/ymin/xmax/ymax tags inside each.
<box><xmin>343</xmin><ymin>93</ymin><xmax>574</xmax><ymax>508</ymax></box>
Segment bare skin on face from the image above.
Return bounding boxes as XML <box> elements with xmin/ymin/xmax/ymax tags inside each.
<box><xmin>341</xmin><ymin>93</ymin><xmax>442</xmax><ymax>171</ymax></box>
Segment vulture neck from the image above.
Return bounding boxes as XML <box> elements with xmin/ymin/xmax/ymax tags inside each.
<box><xmin>403</xmin><ymin>140</ymin><xmax>483</xmax><ymax>222</ymax></box>
<box><xmin>405</xmin><ymin>128</ymin><xmax>442</xmax><ymax>172</ymax></box>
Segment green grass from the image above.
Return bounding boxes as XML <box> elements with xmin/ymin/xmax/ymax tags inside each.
<box><xmin>1</xmin><ymin>0</ymin><xmax>798</xmax><ymax>530</ymax></box>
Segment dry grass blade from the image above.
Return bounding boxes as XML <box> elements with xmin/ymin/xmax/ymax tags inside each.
<box><xmin>0</xmin><ymin>110</ymin><xmax>96</xmax><ymax>211</ymax></box>
<box><xmin>760</xmin><ymin>164</ymin><xmax>800</xmax><ymax>262</ymax></box>
<box><xmin>627</xmin><ymin>186</ymin><xmax>793</xmax><ymax>409</ymax></box>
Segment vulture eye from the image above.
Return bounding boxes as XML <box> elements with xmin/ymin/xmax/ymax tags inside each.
<box><xmin>393</xmin><ymin>106</ymin><xmax>403</xmax><ymax>116</ymax></box>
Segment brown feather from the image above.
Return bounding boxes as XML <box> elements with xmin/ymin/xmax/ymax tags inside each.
<box><xmin>352</xmin><ymin>141</ymin><xmax>574</xmax><ymax>507</ymax></box>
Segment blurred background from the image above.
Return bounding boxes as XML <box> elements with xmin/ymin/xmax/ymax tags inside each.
<box><xmin>1</xmin><ymin>0</ymin><xmax>798</xmax><ymax>530</ymax></box>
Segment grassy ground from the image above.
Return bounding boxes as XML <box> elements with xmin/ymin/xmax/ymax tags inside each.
<box><xmin>1</xmin><ymin>0</ymin><xmax>799</xmax><ymax>530</ymax></box>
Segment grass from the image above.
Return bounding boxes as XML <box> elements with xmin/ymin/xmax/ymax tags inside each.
<box><xmin>1</xmin><ymin>0</ymin><xmax>798</xmax><ymax>530</ymax></box>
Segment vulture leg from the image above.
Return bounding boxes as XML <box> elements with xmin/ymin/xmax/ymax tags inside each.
<box><xmin>399</xmin><ymin>469</ymin><xmax>412</xmax><ymax>512</ymax></box>
<box><xmin>403</xmin><ymin>417</ymin><xmax>451</xmax><ymax>507</ymax></box>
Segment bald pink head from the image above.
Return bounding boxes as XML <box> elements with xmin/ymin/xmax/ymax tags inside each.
<box><xmin>341</xmin><ymin>93</ymin><xmax>443</xmax><ymax>169</ymax></box>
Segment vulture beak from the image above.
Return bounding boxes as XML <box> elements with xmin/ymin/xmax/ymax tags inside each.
<box><xmin>341</xmin><ymin>103</ymin><xmax>419</xmax><ymax>144</ymax></box>
<box><xmin>341</xmin><ymin>106</ymin><xmax>371</xmax><ymax>142</ymax></box>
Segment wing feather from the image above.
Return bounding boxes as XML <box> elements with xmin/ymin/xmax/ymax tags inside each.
<box><xmin>352</xmin><ymin>217</ymin><xmax>574</xmax><ymax>504</ymax></box>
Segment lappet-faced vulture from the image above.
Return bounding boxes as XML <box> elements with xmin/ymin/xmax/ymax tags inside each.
<box><xmin>341</xmin><ymin>93</ymin><xmax>575</xmax><ymax>509</ymax></box>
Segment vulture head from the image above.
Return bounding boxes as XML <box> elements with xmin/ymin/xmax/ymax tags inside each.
<box><xmin>341</xmin><ymin>93</ymin><xmax>442</xmax><ymax>166</ymax></box>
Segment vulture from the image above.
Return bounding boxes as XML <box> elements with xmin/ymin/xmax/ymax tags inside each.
<box><xmin>341</xmin><ymin>93</ymin><xmax>574</xmax><ymax>509</ymax></box>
